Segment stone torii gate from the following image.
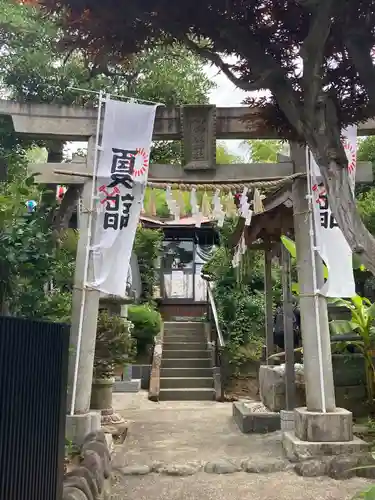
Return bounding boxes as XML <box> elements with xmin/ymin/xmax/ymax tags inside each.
<box><xmin>0</xmin><ymin>99</ymin><xmax>372</xmax><ymax>451</ymax></box>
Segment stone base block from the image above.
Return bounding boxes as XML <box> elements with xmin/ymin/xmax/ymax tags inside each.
<box><xmin>295</xmin><ymin>407</ymin><xmax>352</xmax><ymax>442</ymax></box>
<box><xmin>280</xmin><ymin>410</ymin><xmax>295</xmax><ymax>432</ymax></box>
<box><xmin>66</xmin><ymin>411</ymin><xmax>101</xmax><ymax>446</ymax></box>
<box><xmin>283</xmin><ymin>431</ymin><xmax>369</xmax><ymax>462</ymax></box>
<box><xmin>258</xmin><ymin>364</ymin><xmax>306</xmax><ymax>412</ymax></box>
<box><xmin>113</xmin><ymin>379</ymin><xmax>141</xmax><ymax>393</ymax></box>
<box><xmin>233</xmin><ymin>402</ymin><xmax>280</xmax><ymax>434</ymax></box>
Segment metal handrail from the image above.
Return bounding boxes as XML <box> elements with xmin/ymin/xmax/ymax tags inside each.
<box><xmin>204</xmin><ymin>277</ymin><xmax>226</xmax><ymax>401</ymax></box>
<box><xmin>207</xmin><ymin>282</ymin><xmax>225</xmax><ymax>348</ymax></box>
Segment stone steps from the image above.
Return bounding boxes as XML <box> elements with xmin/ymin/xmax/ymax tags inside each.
<box><xmin>163</xmin><ymin>335</ymin><xmax>205</xmax><ymax>343</ymax></box>
<box><xmin>163</xmin><ymin>342</ymin><xmax>206</xmax><ymax>350</ymax></box>
<box><xmin>164</xmin><ymin>321</ymin><xmax>205</xmax><ymax>331</ymax></box>
<box><xmin>159</xmin><ymin>388</ymin><xmax>215</xmax><ymax>401</ymax></box>
<box><xmin>160</xmin><ymin>321</ymin><xmax>214</xmax><ymax>400</ymax></box>
<box><xmin>162</xmin><ymin>358</ymin><xmax>212</xmax><ymax>369</ymax></box>
<box><xmin>160</xmin><ymin>377</ymin><xmax>214</xmax><ymax>389</ymax></box>
<box><xmin>163</xmin><ymin>349</ymin><xmax>210</xmax><ymax>359</ymax></box>
<box><xmin>160</xmin><ymin>367</ymin><xmax>213</xmax><ymax>378</ymax></box>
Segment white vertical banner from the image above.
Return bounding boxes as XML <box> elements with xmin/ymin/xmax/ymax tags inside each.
<box><xmin>309</xmin><ymin>126</ymin><xmax>357</xmax><ymax>298</ymax></box>
<box><xmin>88</xmin><ymin>98</ymin><xmax>157</xmax><ymax>297</ymax></box>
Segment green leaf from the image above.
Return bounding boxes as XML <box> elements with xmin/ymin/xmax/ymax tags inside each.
<box><xmin>17</xmin><ymin>187</ymin><xmax>29</xmax><ymax>196</ymax></box>
<box><xmin>368</xmin><ymin>303</ymin><xmax>375</xmax><ymax>319</ymax></box>
<box><xmin>291</xmin><ymin>282</ymin><xmax>299</xmax><ymax>294</ymax></box>
<box><xmin>352</xmin><ymin>484</ymin><xmax>375</xmax><ymax>499</ymax></box>
<box><xmin>353</xmin><ymin>253</ymin><xmax>367</xmax><ymax>271</ymax></box>
<box><xmin>281</xmin><ymin>235</ymin><xmax>296</xmax><ymax>258</ymax></box>
<box><xmin>329</xmin><ymin>320</ymin><xmax>359</xmax><ymax>335</ymax></box>
<box><xmin>329</xmin><ymin>297</ymin><xmax>354</xmax><ymax>309</ymax></box>
<box><xmin>352</xmin><ymin>295</ymin><xmax>364</xmax><ymax>310</ymax></box>
<box><xmin>25</xmin><ymin>175</ymin><xmax>35</xmax><ymax>187</ymax></box>
<box><xmin>281</xmin><ymin>234</ymin><xmax>328</xmax><ymax>279</ymax></box>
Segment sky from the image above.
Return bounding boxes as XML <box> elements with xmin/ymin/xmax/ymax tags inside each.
<box><xmin>205</xmin><ymin>63</ymin><xmax>250</xmax><ymax>158</ymax></box>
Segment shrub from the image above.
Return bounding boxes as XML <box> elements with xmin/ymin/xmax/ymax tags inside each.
<box><xmin>128</xmin><ymin>304</ymin><xmax>162</xmax><ymax>353</ymax></box>
<box><xmin>93</xmin><ymin>311</ymin><xmax>136</xmax><ymax>379</ymax></box>
<box><xmin>134</xmin><ymin>227</ymin><xmax>163</xmax><ymax>302</ymax></box>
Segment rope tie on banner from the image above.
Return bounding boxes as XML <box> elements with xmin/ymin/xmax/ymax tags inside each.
<box><xmin>147</xmin><ymin>172</ymin><xmax>305</xmax><ymax>192</ymax></box>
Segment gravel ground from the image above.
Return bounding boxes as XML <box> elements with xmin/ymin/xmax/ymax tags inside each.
<box><xmin>111</xmin><ymin>392</ymin><xmax>372</xmax><ymax>500</ymax></box>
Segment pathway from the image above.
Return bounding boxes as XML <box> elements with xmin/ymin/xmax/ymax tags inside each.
<box><xmin>111</xmin><ymin>391</ymin><xmax>371</xmax><ymax>500</ymax></box>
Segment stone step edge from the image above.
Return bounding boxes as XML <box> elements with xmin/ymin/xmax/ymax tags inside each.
<box><xmin>159</xmin><ymin>387</ymin><xmax>214</xmax><ymax>391</ymax></box>
<box><xmin>114</xmin><ymin>457</ymin><xmax>292</xmax><ymax>477</ymax></box>
<box><xmin>161</xmin><ymin>358</ymin><xmax>211</xmax><ymax>361</ymax></box>
<box><xmin>160</xmin><ymin>377</ymin><xmax>213</xmax><ymax>380</ymax></box>
<box><xmin>113</xmin><ymin>452</ymin><xmax>375</xmax><ymax>479</ymax></box>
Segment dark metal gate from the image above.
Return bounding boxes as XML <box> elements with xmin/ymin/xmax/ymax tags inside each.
<box><xmin>0</xmin><ymin>316</ymin><xmax>69</xmax><ymax>500</ymax></box>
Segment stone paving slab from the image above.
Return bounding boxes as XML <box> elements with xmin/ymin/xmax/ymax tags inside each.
<box><xmin>111</xmin><ymin>471</ymin><xmax>371</xmax><ymax>500</ymax></box>
<box><xmin>112</xmin><ymin>392</ymin><xmax>283</xmax><ymax>467</ymax></box>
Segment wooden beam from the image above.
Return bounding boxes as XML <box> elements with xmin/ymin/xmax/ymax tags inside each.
<box><xmin>281</xmin><ymin>243</ymin><xmax>296</xmax><ymax>411</ymax></box>
<box><xmin>264</xmin><ymin>246</ymin><xmax>275</xmax><ymax>362</ymax></box>
<box><xmin>2</xmin><ymin>99</ymin><xmax>375</xmax><ymax>141</ymax></box>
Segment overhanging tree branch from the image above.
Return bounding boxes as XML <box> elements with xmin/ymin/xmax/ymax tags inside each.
<box><xmin>344</xmin><ymin>32</ymin><xmax>375</xmax><ymax>105</ymax></box>
<box><xmin>300</xmin><ymin>0</ymin><xmax>335</xmax><ymax>117</ymax></box>
<box><xmin>182</xmin><ymin>36</ymin><xmax>271</xmax><ymax>92</ymax></box>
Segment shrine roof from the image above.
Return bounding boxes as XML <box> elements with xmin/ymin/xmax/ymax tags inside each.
<box><xmin>231</xmin><ymin>185</ymin><xmax>294</xmax><ymax>249</ymax></box>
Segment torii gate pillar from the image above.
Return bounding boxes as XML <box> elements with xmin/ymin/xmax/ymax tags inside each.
<box><xmin>282</xmin><ymin>143</ymin><xmax>367</xmax><ymax>463</ymax></box>
<box><xmin>66</xmin><ymin>138</ymin><xmax>102</xmax><ymax>444</ymax></box>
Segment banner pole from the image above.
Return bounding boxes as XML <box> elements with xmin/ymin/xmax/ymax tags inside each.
<box><xmin>70</xmin><ymin>90</ymin><xmax>104</xmax><ymax>416</ymax></box>
<box><xmin>305</xmin><ymin>149</ymin><xmax>326</xmax><ymax>413</ymax></box>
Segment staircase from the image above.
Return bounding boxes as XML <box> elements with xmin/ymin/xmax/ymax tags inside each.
<box><xmin>159</xmin><ymin>321</ymin><xmax>215</xmax><ymax>401</ymax></box>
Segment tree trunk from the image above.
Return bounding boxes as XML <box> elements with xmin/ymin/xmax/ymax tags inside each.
<box><xmin>311</xmin><ymin>152</ymin><xmax>375</xmax><ymax>276</ymax></box>
<box><xmin>281</xmin><ymin>94</ymin><xmax>375</xmax><ymax>277</ymax></box>
<box><xmin>43</xmin><ymin>140</ymin><xmax>82</xmax><ymax>240</ymax></box>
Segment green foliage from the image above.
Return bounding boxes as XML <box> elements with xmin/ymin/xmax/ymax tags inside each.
<box><xmin>202</xmin><ymin>246</ymin><xmax>230</xmax><ymax>281</ymax></box>
<box><xmin>43</xmin><ymin>0</ymin><xmax>375</xmax><ymax>147</ymax></box>
<box><xmin>212</xmin><ymin>254</ymin><xmax>267</xmax><ymax>370</ymax></box>
<box><xmin>353</xmin><ymin>484</ymin><xmax>375</xmax><ymax>499</ymax></box>
<box><xmin>330</xmin><ymin>295</ymin><xmax>375</xmax><ymax>403</ymax></box>
<box><xmin>247</xmin><ymin>140</ymin><xmax>284</xmax><ymax>163</ymax></box>
<box><xmin>357</xmin><ymin>137</ymin><xmax>375</xmax><ymax>235</ymax></box>
<box><xmin>134</xmin><ymin>227</ymin><xmax>163</xmax><ymax>302</ymax></box>
<box><xmin>0</xmin><ymin>1</ymin><xmax>214</xmax><ymax>109</ymax></box>
<box><xmin>93</xmin><ymin>311</ymin><xmax>136</xmax><ymax>379</ymax></box>
<box><xmin>127</xmin><ymin>304</ymin><xmax>162</xmax><ymax>354</ymax></box>
<box><xmin>356</xmin><ymin>137</ymin><xmax>375</xmax><ymax>197</ymax></box>
<box><xmin>0</xmin><ymin>0</ymin><xmax>214</xmax><ymax>323</ymax></box>
<box><xmin>216</xmin><ymin>142</ymin><xmax>243</xmax><ymax>164</ymax></box>
<box><xmin>203</xmin><ymin>219</ymin><xmax>270</xmax><ymax>370</ymax></box>
<box><xmin>358</xmin><ymin>189</ymin><xmax>375</xmax><ymax>236</ymax></box>
<box><xmin>0</xmin><ymin>165</ymin><xmax>73</xmax><ymax>320</ymax></box>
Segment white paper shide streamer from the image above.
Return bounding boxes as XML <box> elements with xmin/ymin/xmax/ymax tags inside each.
<box><xmin>88</xmin><ymin>98</ymin><xmax>157</xmax><ymax>297</ymax></box>
<box><xmin>190</xmin><ymin>187</ymin><xmax>204</xmax><ymax>227</ymax></box>
<box><xmin>212</xmin><ymin>189</ymin><xmax>225</xmax><ymax>227</ymax></box>
<box><xmin>309</xmin><ymin>125</ymin><xmax>357</xmax><ymax>298</ymax></box>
